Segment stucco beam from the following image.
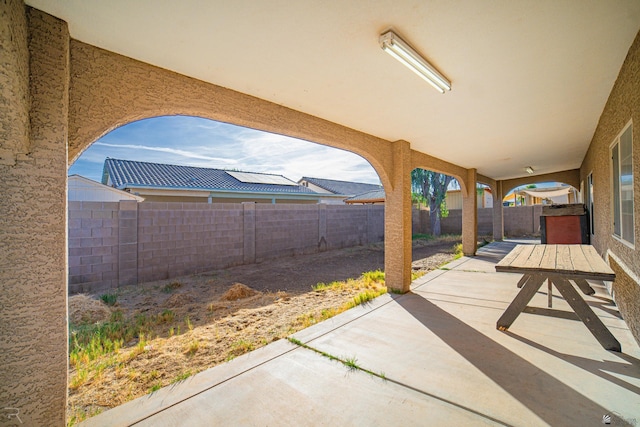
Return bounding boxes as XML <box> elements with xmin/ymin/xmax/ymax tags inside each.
<box><xmin>68</xmin><ymin>40</ymin><xmax>394</xmax><ymax>189</ymax></box>
<box><xmin>410</xmin><ymin>149</ymin><xmax>469</xmax><ymax>194</ymax></box>
<box><xmin>502</xmin><ymin>169</ymin><xmax>580</xmax><ymax>195</ymax></box>
<box><xmin>477</xmin><ymin>174</ymin><xmax>496</xmax><ymax>188</ymax></box>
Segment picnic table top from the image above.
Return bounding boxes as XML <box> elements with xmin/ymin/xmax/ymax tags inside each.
<box><xmin>495</xmin><ymin>244</ymin><xmax>615</xmax><ymax>281</ymax></box>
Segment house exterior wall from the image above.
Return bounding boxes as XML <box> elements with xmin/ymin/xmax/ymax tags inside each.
<box><xmin>303</xmin><ymin>182</ymin><xmax>334</xmax><ymax>194</ymax></box>
<box><xmin>580</xmin><ymin>30</ymin><xmax>640</xmax><ymax>344</ymax></box>
<box><xmin>68</xmin><ymin>176</ymin><xmax>143</xmax><ymax>202</ymax></box>
<box><xmin>0</xmin><ymin>4</ymin><xmax>69</xmax><ymax>425</ymax></box>
<box><xmin>68</xmin><ymin>203</ymin><xmax>386</xmax><ymax>292</ymax></box>
<box><xmin>445</xmin><ymin>190</ymin><xmax>491</xmax><ymax>210</ymax></box>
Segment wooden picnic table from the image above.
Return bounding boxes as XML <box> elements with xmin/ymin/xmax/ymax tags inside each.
<box><xmin>495</xmin><ymin>244</ymin><xmax>620</xmax><ymax>352</ymax></box>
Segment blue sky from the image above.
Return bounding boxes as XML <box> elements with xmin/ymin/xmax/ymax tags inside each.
<box><xmin>69</xmin><ymin>116</ymin><xmax>381</xmax><ymax>185</ymax></box>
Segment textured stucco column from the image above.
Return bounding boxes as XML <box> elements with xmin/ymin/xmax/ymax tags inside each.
<box><xmin>462</xmin><ymin>169</ymin><xmax>478</xmax><ymax>256</ymax></box>
<box><xmin>492</xmin><ymin>180</ymin><xmax>504</xmax><ymax>241</ymax></box>
<box><xmin>0</xmin><ymin>4</ymin><xmax>69</xmax><ymax>425</ymax></box>
<box><xmin>384</xmin><ymin>140</ymin><xmax>412</xmax><ymax>293</ymax></box>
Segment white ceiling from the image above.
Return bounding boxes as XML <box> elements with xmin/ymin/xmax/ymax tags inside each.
<box><xmin>26</xmin><ymin>0</ymin><xmax>640</xmax><ymax>180</ymax></box>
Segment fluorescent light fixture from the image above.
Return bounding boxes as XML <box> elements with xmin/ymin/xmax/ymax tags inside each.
<box><xmin>379</xmin><ymin>30</ymin><xmax>451</xmax><ymax>93</ymax></box>
<box><xmin>525</xmin><ymin>166</ymin><xmax>534</xmax><ymax>174</ymax></box>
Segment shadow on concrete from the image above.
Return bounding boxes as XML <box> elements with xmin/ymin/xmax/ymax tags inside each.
<box><xmin>394</xmin><ymin>291</ymin><xmax>631</xmax><ymax>426</ymax></box>
<box><xmin>587</xmin><ymin>297</ymin><xmax>624</xmax><ymax>320</ymax></box>
<box><xmin>522</xmin><ymin>306</ymin><xmax>581</xmax><ymax>321</ymax></box>
<box><xmin>504</xmin><ymin>331</ymin><xmax>640</xmax><ymax>395</ymax></box>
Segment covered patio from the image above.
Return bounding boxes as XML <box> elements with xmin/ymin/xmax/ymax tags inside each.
<box><xmin>2</xmin><ymin>1</ymin><xmax>640</xmax><ymax>424</ymax></box>
<box><xmin>81</xmin><ymin>240</ymin><xmax>640</xmax><ymax>426</ymax></box>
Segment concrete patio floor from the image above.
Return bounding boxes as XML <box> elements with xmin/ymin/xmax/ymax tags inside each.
<box><xmin>81</xmin><ymin>240</ymin><xmax>640</xmax><ymax>426</ymax></box>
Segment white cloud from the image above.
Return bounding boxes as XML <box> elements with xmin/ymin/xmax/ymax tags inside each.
<box><xmin>69</xmin><ymin>116</ymin><xmax>381</xmax><ymax>184</ymax></box>
<box><xmin>94</xmin><ymin>142</ymin><xmax>237</xmax><ymax>164</ymax></box>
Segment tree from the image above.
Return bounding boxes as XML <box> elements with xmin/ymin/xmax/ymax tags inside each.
<box><xmin>411</xmin><ymin>169</ymin><xmax>454</xmax><ymax>236</ymax></box>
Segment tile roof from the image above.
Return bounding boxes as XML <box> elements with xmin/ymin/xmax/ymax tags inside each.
<box><xmin>300</xmin><ymin>177</ymin><xmax>382</xmax><ymax>196</ymax></box>
<box><xmin>102</xmin><ymin>158</ymin><xmax>318</xmax><ymax>194</ymax></box>
<box><xmin>344</xmin><ymin>189</ymin><xmax>386</xmax><ymax>203</ymax></box>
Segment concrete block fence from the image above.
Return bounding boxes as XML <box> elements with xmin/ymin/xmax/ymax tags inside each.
<box><xmin>412</xmin><ymin>205</ymin><xmax>544</xmax><ymax>237</ymax></box>
<box><xmin>68</xmin><ymin>202</ymin><xmax>385</xmax><ymax>293</ymax></box>
<box><xmin>69</xmin><ymin>201</ymin><xmax>538</xmax><ymax>293</ymax></box>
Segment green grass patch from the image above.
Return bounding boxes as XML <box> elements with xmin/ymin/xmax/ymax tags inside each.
<box><xmin>149</xmin><ymin>383</ymin><xmax>162</xmax><ymax>393</ymax></box>
<box><xmin>452</xmin><ymin>243</ymin><xmax>464</xmax><ymax>259</ymax></box>
<box><xmin>171</xmin><ymin>370</ymin><xmax>192</xmax><ymax>384</ymax></box>
<box><xmin>99</xmin><ymin>293</ymin><xmax>117</xmax><ymax>306</ymax></box>
<box><xmin>362</xmin><ymin>270</ymin><xmax>385</xmax><ymax>285</ymax></box>
<box><xmin>287</xmin><ymin>338</ymin><xmax>385</xmax><ymax>379</ymax></box>
<box><xmin>344</xmin><ymin>356</ymin><xmax>360</xmax><ymax>371</ymax></box>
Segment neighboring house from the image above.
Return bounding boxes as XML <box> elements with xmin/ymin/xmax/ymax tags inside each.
<box><xmin>503</xmin><ymin>185</ymin><xmax>578</xmax><ymax>206</ymax></box>
<box><xmin>68</xmin><ymin>174</ymin><xmax>144</xmax><ymax>202</ymax></box>
<box><xmin>298</xmin><ymin>176</ymin><xmax>383</xmax><ymax>204</ymax></box>
<box><xmin>444</xmin><ymin>188</ymin><xmax>493</xmax><ymax>210</ymax></box>
<box><xmin>344</xmin><ymin>189</ymin><xmax>385</xmax><ymax>205</ymax></box>
<box><xmin>102</xmin><ymin>158</ymin><xmax>328</xmax><ymax>204</ymax></box>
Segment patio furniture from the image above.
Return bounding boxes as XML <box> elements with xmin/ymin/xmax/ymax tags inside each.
<box><xmin>495</xmin><ymin>244</ymin><xmax>620</xmax><ymax>352</ymax></box>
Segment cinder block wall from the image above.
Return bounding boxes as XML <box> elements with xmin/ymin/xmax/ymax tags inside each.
<box><xmin>255</xmin><ymin>205</ymin><xmax>320</xmax><ymax>261</ymax></box>
<box><xmin>137</xmin><ymin>202</ymin><xmax>244</xmax><ymax>283</ymax></box>
<box><xmin>69</xmin><ymin>202</ymin><xmax>551</xmax><ymax>293</ymax></box>
<box><xmin>503</xmin><ymin>206</ymin><xmax>543</xmax><ymax>236</ymax></box>
<box><xmin>68</xmin><ymin>203</ymin><xmax>386</xmax><ymax>292</ymax></box>
<box><xmin>413</xmin><ymin>206</ymin><xmax>541</xmax><ymax>237</ymax></box>
<box><xmin>326</xmin><ymin>205</ymin><xmax>369</xmax><ymax>249</ymax></box>
<box><xmin>68</xmin><ymin>201</ymin><xmax>120</xmax><ymax>293</ymax></box>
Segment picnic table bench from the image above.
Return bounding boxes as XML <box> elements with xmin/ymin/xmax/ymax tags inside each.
<box><xmin>495</xmin><ymin>244</ymin><xmax>620</xmax><ymax>352</ymax></box>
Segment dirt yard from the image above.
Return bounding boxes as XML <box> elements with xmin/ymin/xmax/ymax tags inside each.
<box><xmin>67</xmin><ymin>236</ymin><xmax>462</xmax><ymax>424</ymax></box>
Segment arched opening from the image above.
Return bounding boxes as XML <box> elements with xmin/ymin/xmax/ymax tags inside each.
<box><xmin>503</xmin><ymin>183</ymin><xmax>579</xmax><ymax>207</ymax></box>
<box><xmin>66</xmin><ymin>115</ymin><xmax>394</xmax><ymax>422</ymax></box>
<box><xmin>500</xmin><ymin>181</ymin><xmax>580</xmax><ymax>238</ymax></box>
<box><xmin>409</xmin><ymin>167</ymin><xmax>479</xmax><ymax>273</ymax></box>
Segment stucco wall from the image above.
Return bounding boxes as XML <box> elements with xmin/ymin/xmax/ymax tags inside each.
<box><xmin>0</xmin><ymin>4</ymin><xmax>69</xmax><ymax>425</ymax></box>
<box><xmin>0</xmin><ymin>0</ymin><xmax>29</xmax><ymax>165</ymax></box>
<box><xmin>580</xmin><ymin>30</ymin><xmax>640</xmax><ymax>345</ymax></box>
